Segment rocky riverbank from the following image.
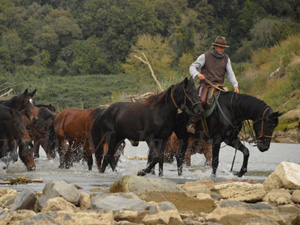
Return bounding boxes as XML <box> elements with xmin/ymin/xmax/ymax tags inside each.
<box><xmin>1</xmin><ymin>161</ymin><xmax>300</xmax><ymax>225</ymax></box>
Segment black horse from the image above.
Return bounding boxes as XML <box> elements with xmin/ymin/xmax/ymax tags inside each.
<box><xmin>173</xmin><ymin>91</ymin><xmax>283</xmax><ymax>177</ymax></box>
<box><xmin>0</xmin><ymin>105</ymin><xmax>35</xmax><ymax>170</ymax></box>
<box><xmin>91</xmin><ymin>77</ymin><xmax>204</xmax><ymax>176</ymax></box>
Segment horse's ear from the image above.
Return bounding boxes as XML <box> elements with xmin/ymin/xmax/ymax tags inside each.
<box><xmin>30</xmin><ymin>89</ymin><xmax>37</xmax><ymax>97</ymax></box>
<box><xmin>275</xmin><ymin>111</ymin><xmax>284</xmax><ymax>117</ymax></box>
<box><xmin>183</xmin><ymin>77</ymin><xmax>189</xmax><ymax>86</ymax></box>
<box><xmin>24</xmin><ymin>89</ymin><xmax>28</xmax><ymax>94</ymax></box>
<box><xmin>270</xmin><ymin>111</ymin><xmax>284</xmax><ymax>119</ymax></box>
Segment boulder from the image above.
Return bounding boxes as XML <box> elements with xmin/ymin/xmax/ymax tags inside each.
<box><xmin>211</xmin><ymin>182</ymin><xmax>267</xmax><ymax>202</ymax></box>
<box><xmin>138</xmin><ymin>190</ymin><xmax>215</xmax><ymax>214</ymax></box>
<box><xmin>0</xmin><ymin>188</ymin><xmax>18</xmax><ymax>207</ymax></box>
<box><xmin>291</xmin><ymin>190</ymin><xmax>300</xmax><ymax>204</ymax></box>
<box><xmin>79</xmin><ymin>192</ymin><xmax>90</xmax><ymax>210</ymax></box>
<box><xmin>1</xmin><ymin>210</ymin><xmax>114</xmax><ymax>225</ymax></box>
<box><xmin>276</xmin><ymin>204</ymin><xmax>300</xmax><ymax>225</ymax></box>
<box><xmin>264</xmin><ymin>162</ymin><xmax>300</xmax><ymax>191</ymax></box>
<box><xmin>0</xmin><ymin>209</ymin><xmax>36</xmax><ymax>225</ymax></box>
<box><xmin>205</xmin><ymin>200</ymin><xmax>286</xmax><ymax>225</ymax></box>
<box><xmin>263</xmin><ymin>189</ymin><xmax>292</xmax><ymax>205</ymax></box>
<box><xmin>41</xmin><ymin>197</ymin><xmax>79</xmax><ymax>212</ymax></box>
<box><xmin>10</xmin><ymin>189</ymin><xmax>37</xmax><ymax>211</ymax></box>
<box><xmin>37</xmin><ymin>180</ymin><xmax>80</xmax><ymax>210</ymax></box>
<box><xmin>141</xmin><ymin>201</ymin><xmax>183</xmax><ymax>225</ymax></box>
<box><xmin>109</xmin><ymin>175</ymin><xmax>182</xmax><ymax>193</ymax></box>
<box><xmin>91</xmin><ymin>192</ymin><xmax>150</xmax><ymax>211</ymax></box>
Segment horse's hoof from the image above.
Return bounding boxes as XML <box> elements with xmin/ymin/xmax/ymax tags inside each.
<box><xmin>137</xmin><ymin>170</ymin><xmax>146</xmax><ymax>176</ymax></box>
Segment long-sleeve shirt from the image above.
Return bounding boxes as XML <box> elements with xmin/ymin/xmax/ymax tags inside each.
<box><xmin>189</xmin><ymin>53</ymin><xmax>238</xmax><ymax>88</ymax></box>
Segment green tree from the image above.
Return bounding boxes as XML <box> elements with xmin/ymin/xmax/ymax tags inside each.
<box><xmin>123</xmin><ymin>34</ymin><xmax>175</xmax><ymax>90</ymax></box>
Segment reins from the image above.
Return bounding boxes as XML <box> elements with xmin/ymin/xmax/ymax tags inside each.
<box><xmin>253</xmin><ymin>107</ymin><xmax>272</xmax><ymax>140</ymax></box>
<box><xmin>170</xmin><ymin>86</ymin><xmax>201</xmax><ymax>115</ymax></box>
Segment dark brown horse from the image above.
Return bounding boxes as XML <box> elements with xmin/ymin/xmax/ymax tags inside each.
<box><xmin>23</xmin><ymin>105</ymin><xmax>56</xmax><ymax>159</ymax></box>
<box><xmin>0</xmin><ymin>105</ymin><xmax>35</xmax><ymax>171</ymax></box>
<box><xmin>164</xmin><ymin>132</ymin><xmax>212</xmax><ymax>166</ymax></box>
<box><xmin>91</xmin><ymin>77</ymin><xmax>204</xmax><ymax>176</ymax></box>
<box><xmin>0</xmin><ymin>89</ymin><xmax>36</xmax><ymax>115</ymax></box>
<box><xmin>48</xmin><ymin>107</ymin><xmax>103</xmax><ymax>170</ymax></box>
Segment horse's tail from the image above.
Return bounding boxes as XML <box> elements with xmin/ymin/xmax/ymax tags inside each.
<box><xmin>46</xmin><ymin>120</ymin><xmax>57</xmax><ymax>158</ymax></box>
<box><xmin>91</xmin><ymin>115</ymin><xmax>102</xmax><ymax>153</ymax></box>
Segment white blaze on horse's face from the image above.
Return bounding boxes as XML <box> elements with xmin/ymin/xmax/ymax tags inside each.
<box><xmin>29</xmin><ymin>98</ymin><xmax>34</xmax><ymax>105</ymax></box>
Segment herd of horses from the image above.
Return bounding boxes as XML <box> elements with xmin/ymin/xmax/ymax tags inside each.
<box><xmin>0</xmin><ymin>77</ymin><xmax>282</xmax><ymax>178</ymax></box>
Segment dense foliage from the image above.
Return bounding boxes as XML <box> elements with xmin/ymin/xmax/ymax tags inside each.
<box><xmin>1</xmin><ymin>0</ymin><xmax>299</xmax><ymax>76</ymax></box>
<box><xmin>0</xmin><ymin>0</ymin><xmax>300</xmax><ymax>113</ymax></box>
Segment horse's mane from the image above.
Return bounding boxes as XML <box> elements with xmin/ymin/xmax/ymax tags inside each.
<box><xmin>222</xmin><ymin>92</ymin><xmax>269</xmax><ymax>118</ymax></box>
<box><xmin>91</xmin><ymin>107</ymin><xmax>104</xmax><ymax>119</ymax></box>
<box><xmin>142</xmin><ymin>86</ymin><xmax>173</xmax><ymax>109</ymax></box>
<box><xmin>0</xmin><ymin>105</ymin><xmax>15</xmax><ymax>120</ymax></box>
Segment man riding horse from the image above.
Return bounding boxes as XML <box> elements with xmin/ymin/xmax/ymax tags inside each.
<box><xmin>187</xmin><ymin>36</ymin><xmax>239</xmax><ymax>134</ymax></box>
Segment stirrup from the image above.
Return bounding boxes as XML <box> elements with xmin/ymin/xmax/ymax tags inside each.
<box><xmin>187</xmin><ymin>124</ymin><xmax>196</xmax><ymax>134</ymax></box>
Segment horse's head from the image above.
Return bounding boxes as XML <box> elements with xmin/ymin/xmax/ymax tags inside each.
<box><xmin>17</xmin><ymin>89</ymin><xmax>36</xmax><ymax>116</ymax></box>
<box><xmin>179</xmin><ymin>77</ymin><xmax>204</xmax><ymax>118</ymax></box>
<box><xmin>253</xmin><ymin>109</ymin><xmax>283</xmax><ymax>152</ymax></box>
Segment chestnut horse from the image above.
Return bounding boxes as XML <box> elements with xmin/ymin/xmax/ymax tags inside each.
<box><xmin>48</xmin><ymin>107</ymin><xmax>103</xmax><ymax>170</ymax></box>
<box><xmin>0</xmin><ymin>105</ymin><xmax>35</xmax><ymax>171</ymax></box>
<box><xmin>164</xmin><ymin>132</ymin><xmax>212</xmax><ymax>166</ymax></box>
<box><xmin>91</xmin><ymin>77</ymin><xmax>204</xmax><ymax>176</ymax></box>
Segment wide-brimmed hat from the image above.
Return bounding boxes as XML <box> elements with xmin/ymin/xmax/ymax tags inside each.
<box><xmin>211</xmin><ymin>36</ymin><xmax>230</xmax><ymax>48</ymax></box>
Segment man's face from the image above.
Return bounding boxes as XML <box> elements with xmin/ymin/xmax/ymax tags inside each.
<box><xmin>215</xmin><ymin>45</ymin><xmax>225</xmax><ymax>55</ymax></box>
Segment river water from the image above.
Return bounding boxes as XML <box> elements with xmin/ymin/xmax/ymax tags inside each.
<box><xmin>0</xmin><ymin>141</ymin><xmax>299</xmax><ymax>194</ymax></box>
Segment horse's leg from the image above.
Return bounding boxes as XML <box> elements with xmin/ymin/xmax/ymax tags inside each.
<box><xmin>107</xmin><ymin>139</ymin><xmax>124</xmax><ymax>172</ymax></box>
<box><xmin>84</xmin><ymin>141</ymin><xmax>93</xmax><ymax>171</ymax></box>
<box><xmin>225</xmin><ymin>139</ymin><xmax>249</xmax><ymax>177</ymax></box>
<box><xmin>202</xmin><ymin>140</ymin><xmax>212</xmax><ymax>166</ymax></box>
<box><xmin>57</xmin><ymin>138</ymin><xmax>68</xmax><ymax>169</ymax></box>
<box><xmin>33</xmin><ymin>139</ymin><xmax>40</xmax><ymax>159</ymax></box>
<box><xmin>157</xmin><ymin>139</ymin><xmax>168</xmax><ymax>177</ymax></box>
<box><xmin>175</xmin><ymin>137</ymin><xmax>189</xmax><ymax>176</ymax></box>
<box><xmin>137</xmin><ymin>139</ymin><xmax>159</xmax><ymax>176</ymax></box>
<box><xmin>99</xmin><ymin>132</ymin><xmax>117</xmax><ymax>173</ymax></box>
<box><xmin>211</xmin><ymin>139</ymin><xmax>221</xmax><ymax>178</ymax></box>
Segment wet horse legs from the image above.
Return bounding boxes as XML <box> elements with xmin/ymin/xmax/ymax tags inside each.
<box><xmin>225</xmin><ymin>139</ymin><xmax>249</xmax><ymax>177</ymax></box>
<box><xmin>138</xmin><ymin>138</ymin><xmax>167</xmax><ymax>177</ymax></box>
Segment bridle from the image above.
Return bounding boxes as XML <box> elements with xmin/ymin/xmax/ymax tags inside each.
<box><xmin>170</xmin><ymin>85</ymin><xmax>202</xmax><ymax>115</ymax></box>
<box><xmin>253</xmin><ymin>107</ymin><xmax>273</xmax><ymax>140</ymax></box>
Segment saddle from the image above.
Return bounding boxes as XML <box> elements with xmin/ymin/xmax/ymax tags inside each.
<box><xmin>197</xmin><ymin>84</ymin><xmax>227</xmax><ymax>110</ymax></box>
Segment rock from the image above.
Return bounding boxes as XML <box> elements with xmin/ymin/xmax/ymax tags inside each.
<box><xmin>179</xmin><ymin>181</ymin><xmax>211</xmax><ymax>197</ymax></box>
<box><xmin>292</xmin><ymin>190</ymin><xmax>300</xmax><ymax>203</ymax></box>
<box><xmin>211</xmin><ymin>182</ymin><xmax>267</xmax><ymax>202</ymax></box>
<box><xmin>2</xmin><ymin>210</ymin><xmax>114</xmax><ymax>225</ymax></box>
<box><xmin>41</xmin><ymin>197</ymin><xmax>79</xmax><ymax>212</ymax></box>
<box><xmin>264</xmin><ymin>162</ymin><xmax>300</xmax><ymax>191</ymax></box>
<box><xmin>141</xmin><ymin>201</ymin><xmax>183</xmax><ymax>225</ymax></box>
<box><xmin>91</xmin><ymin>192</ymin><xmax>150</xmax><ymax>211</ymax></box>
<box><xmin>109</xmin><ymin>175</ymin><xmax>182</xmax><ymax>193</ymax></box>
<box><xmin>37</xmin><ymin>180</ymin><xmax>80</xmax><ymax>210</ymax></box>
<box><xmin>276</xmin><ymin>204</ymin><xmax>300</xmax><ymax>224</ymax></box>
<box><xmin>0</xmin><ymin>209</ymin><xmax>36</xmax><ymax>225</ymax></box>
<box><xmin>79</xmin><ymin>192</ymin><xmax>90</xmax><ymax>210</ymax></box>
<box><xmin>205</xmin><ymin>200</ymin><xmax>286</xmax><ymax>225</ymax></box>
<box><xmin>0</xmin><ymin>188</ymin><xmax>18</xmax><ymax>207</ymax></box>
<box><xmin>263</xmin><ymin>188</ymin><xmax>292</xmax><ymax>205</ymax></box>
<box><xmin>11</xmin><ymin>189</ymin><xmax>37</xmax><ymax>211</ymax></box>
<box><xmin>138</xmin><ymin>190</ymin><xmax>215</xmax><ymax>214</ymax></box>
